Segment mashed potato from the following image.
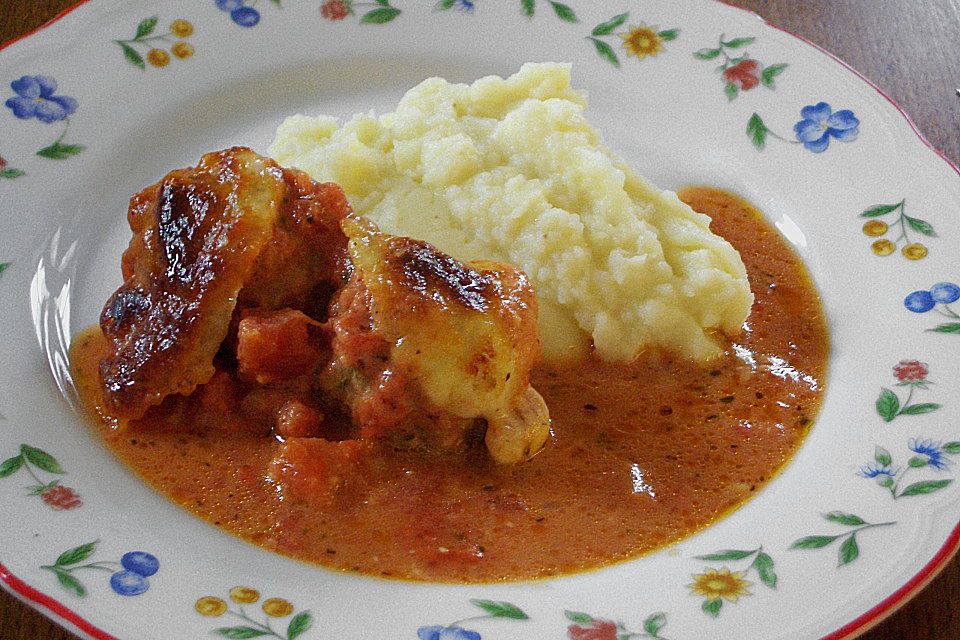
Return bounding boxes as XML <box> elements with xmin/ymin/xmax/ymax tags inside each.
<box><xmin>269</xmin><ymin>63</ymin><xmax>753</xmax><ymax>362</ymax></box>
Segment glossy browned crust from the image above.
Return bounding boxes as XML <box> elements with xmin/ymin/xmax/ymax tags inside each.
<box><xmin>99</xmin><ymin>147</ymin><xmax>350</xmax><ymax>419</ymax></box>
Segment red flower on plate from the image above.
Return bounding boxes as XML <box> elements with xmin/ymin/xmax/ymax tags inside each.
<box><xmin>321</xmin><ymin>0</ymin><xmax>350</xmax><ymax>20</ymax></box>
<box><xmin>568</xmin><ymin>620</ymin><xmax>618</xmax><ymax>640</ymax></box>
<box><xmin>41</xmin><ymin>484</ymin><xmax>82</xmax><ymax>510</ymax></box>
<box><xmin>893</xmin><ymin>359</ymin><xmax>928</xmax><ymax>383</ymax></box>
<box><xmin>723</xmin><ymin>59</ymin><xmax>761</xmax><ymax>91</ymax></box>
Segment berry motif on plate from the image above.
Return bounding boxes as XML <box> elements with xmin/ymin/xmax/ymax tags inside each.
<box><xmin>791</xmin><ymin>512</ymin><xmax>895</xmax><ymax>566</ymax></box>
<box><xmin>564</xmin><ymin>610</ymin><xmax>669</xmax><ymax>640</ymax></box>
<box><xmin>0</xmin><ymin>154</ymin><xmax>25</xmax><ymax>179</ymax></box>
<box><xmin>417</xmin><ymin>599</ymin><xmax>530</xmax><ymax>639</ymax></box>
<box><xmin>904</xmin><ymin>282</ymin><xmax>960</xmax><ymax>334</ymax></box>
<box><xmin>4</xmin><ymin>75</ymin><xmax>84</xmax><ymax>160</ymax></box>
<box><xmin>861</xmin><ymin>439</ymin><xmax>960</xmax><ymax>499</ymax></box>
<box><xmin>195</xmin><ymin>586</ymin><xmax>312</xmax><ymax>639</ymax></box>
<box><xmin>860</xmin><ymin>200</ymin><xmax>935</xmax><ymax>259</ymax></box>
<box><xmin>688</xmin><ymin>547</ymin><xmax>776</xmax><ymax>618</ymax></box>
<box><xmin>693</xmin><ymin>34</ymin><xmax>787</xmax><ymax>100</ymax></box>
<box><xmin>216</xmin><ymin>0</ymin><xmax>280</xmax><ymax>28</ymax></box>
<box><xmin>747</xmin><ymin>102</ymin><xmax>859</xmax><ymax>152</ymax></box>
<box><xmin>114</xmin><ymin>17</ymin><xmax>195</xmax><ymax>69</ymax></box>
<box><xmin>320</xmin><ymin>0</ymin><xmax>402</xmax><ymax>24</ymax></box>
<box><xmin>587</xmin><ymin>14</ymin><xmax>678</xmax><ymax>67</ymax></box>
<box><xmin>0</xmin><ymin>444</ymin><xmax>81</xmax><ymax>510</ymax></box>
<box><xmin>40</xmin><ymin>541</ymin><xmax>159</xmax><ymax>597</ymax></box>
<box><xmin>875</xmin><ymin>360</ymin><xmax>941</xmax><ymax>422</ymax></box>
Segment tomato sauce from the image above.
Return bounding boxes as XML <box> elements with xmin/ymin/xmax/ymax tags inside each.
<box><xmin>70</xmin><ymin>187</ymin><xmax>828</xmax><ymax>582</ymax></box>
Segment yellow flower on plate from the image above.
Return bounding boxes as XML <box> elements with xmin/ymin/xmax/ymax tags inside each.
<box><xmin>688</xmin><ymin>567</ymin><xmax>752</xmax><ymax>603</ymax></box>
<box><xmin>146</xmin><ymin>48</ymin><xmax>170</xmax><ymax>68</ymax></box>
<box><xmin>195</xmin><ymin>596</ymin><xmax>228</xmax><ymax>617</ymax></box>
<box><xmin>230</xmin><ymin>586</ymin><xmax>261</xmax><ymax>604</ymax></box>
<box><xmin>262</xmin><ymin>597</ymin><xmax>295</xmax><ymax>617</ymax></box>
<box><xmin>621</xmin><ymin>24</ymin><xmax>664</xmax><ymax>59</ymax></box>
<box><xmin>172</xmin><ymin>41</ymin><xmax>194</xmax><ymax>60</ymax></box>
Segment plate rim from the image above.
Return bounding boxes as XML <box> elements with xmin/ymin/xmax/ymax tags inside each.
<box><xmin>1</xmin><ymin>2</ymin><xmax>959</xmax><ymax>639</ymax></box>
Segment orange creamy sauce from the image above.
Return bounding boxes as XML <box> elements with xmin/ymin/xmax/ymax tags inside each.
<box><xmin>71</xmin><ymin>187</ymin><xmax>828</xmax><ymax>582</ymax></box>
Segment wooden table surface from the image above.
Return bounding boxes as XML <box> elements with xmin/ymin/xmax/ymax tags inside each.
<box><xmin>2</xmin><ymin>1</ymin><xmax>959</xmax><ymax>638</ymax></box>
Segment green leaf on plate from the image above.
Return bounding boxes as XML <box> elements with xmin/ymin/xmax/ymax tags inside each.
<box><xmin>838</xmin><ymin>534</ymin><xmax>859</xmax><ymax>566</ymax></box>
<box><xmin>134</xmin><ymin>16</ymin><xmax>157</xmax><ymax>40</ymax></box>
<box><xmin>472</xmin><ymin>599</ymin><xmax>529</xmax><ymax>619</ymax></box>
<box><xmin>702</xmin><ymin>598</ymin><xmax>722</xmax><ymax>618</ymax></box>
<box><xmin>521</xmin><ymin>0</ymin><xmax>535</xmax><ymax>17</ymax></box>
<box><xmin>899</xmin><ymin>402</ymin><xmax>941</xmax><ymax>416</ymax></box>
<box><xmin>438</xmin><ymin>0</ymin><xmax>457</xmax><ymax>8</ymax></box>
<box><xmin>549</xmin><ymin>1</ymin><xmax>577</xmax><ymax>22</ymax></box>
<box><xmin>53</xmin><ymin>568</ymin><xmax>86</xmax><ymax>597</ymax></box>
<box><xmin>37</xmin><ymin>142</ymin><xmax>85</xmax><ymax>160</ymax></box>
<box><xmin>725</xmin><ymin>82</ymin><xmax>738</xmax><ymax>101</ymax></box>
<box><xmin>0</xmin><ymin>168</ymin><xmax>25</xmax><ymax>179</ymax></box>
<box><xmin>833</xmin><ymin>506</ymin><xmax>868</xmax><ymax>526</ymax></box>
<box><xmin>0</xmin><ymin>455</ymin><xmax>23</xmax><ymax>478</ymax></box>
<box><xmin>908</xmin><ymin>455</ymin><xmax>928</xmax><ymax>468</ymax></box>
<box><xmin>874</xmin><ymin>446</ymin><xmax>893</xmax><ymax>467</ymax></box>
<box><xmin>696</xmin><ymin>548</ymin><xmax>755</xmax><ymax>562</ymax></box>
<box><xmin>0</xmin><ymin>263</ymin><xmax>8</xmax><ymax>276</ymax></box>
<box><xmin>564</xmin><ymin>610</ymin><xmax>594</xmax><ymax>624</ymax></box>
<box><xmin>791</xmin><ymin>535</ymin><xmax>838</xmax><ymax>549</ymax></box>
<box><xmin>287</xmin><ymin>611</ymin><xmax>313</xmax><ymax>640</ymax></box>
<box><xmin>361</xmin><ymin>7</ymin><xmax>401</xmax><ymax>23</ymax></box>
<box><xmin>929</xmin><ymin>322</ymin><xmax>960</xmax><ymax>334</ymax></box>
<box><xmin>657</xmin><ymin>28</ymin><xmax>679</xmax><ymax>41</ymax></box>
<box><xmin>590</xmin><ymin>38</ymin><xmax>619</xmax><ymax>67</ymax></box>
<box><xmin>693</xmin><ymin>47</ymin><xmax>721</xmax><ymax>60</ymax></box>
<box><xmin>905</xmin><ymin>215</ymin><xmax>937</xmax><ymax>237</ymax></box>
<box><xmin>860</xmin><ymin>202</ymin><xmax>902</xmax><ymax>218</ymax></box>
<box><xmin>213</xmin><ymin>628</ymin><xmax>271</xmax><ymax>639</ymax></box>
<box><xmin>721</xmin><ymin>36</ymin><xmax>755</xmax><ymax>48</ymax></box>
<box><xmin>760</xmin><ymin>63</ymin><xmax>788</xmax><ymax>87</ymax></box>
<box><xmin>21</xmin><ymin>444</ymin><xmax>64</xmax><ymax>474</ymax></box>
<box><xmin>943</xmin><ymin>442</ymin><xmax>960</xmax><ymax>454</ymax></box>
<box><xmin>55</xmin><ymin>541</ymin><xmax>97</xmax><ymax>567</ymax></box>
<box><xmin>643</xmin><ymin>612</ymin><xmax>667</xmax><ymax>636</ymax></box>
<box><xmin>899</xmin><ymin>479</ymin><xmax>952</xmax><ymax>497</ymax></box>
<box><xmin>591</xmin><ymin>13</ymin><xmax>627</xmax><ymax>36</ymax></box>
<box><xmin>118</xmin><ymin>42</ymin><xmax>145</xmax><ymax>69</ymax></box>
<box><xmin>875</xmin><ymin>388</ymin><xmax>900</xmax><ymax>422</ymax></box>
<box><xmin>753</xmin><ymin>551</ymin><xmax>777</xmax><ymax>588</ymax></box>
<box><xmin>746</xmin><ymin>113</ymin><xmax>767</xmax><ymax>150</ymax></box>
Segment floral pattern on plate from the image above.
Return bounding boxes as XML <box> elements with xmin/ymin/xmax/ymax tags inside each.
<box><xmin>114</xmin><ymin>17</ymin><xmax>195</xmax><ymax>69</ymax></box>
<box><xmin>4</xmin><ymin>75</ymin><xmax>83</xmax><ymax>160</ymax></box>
<box><xmin>1</xmin><ymin>1</ymin><xmax>959</xmax><ymax>639</ymax></box>
<box><xmin>417</xmin><ymin>600</ymin><xmax>530</xmax><ymax>639</ymax></box>
<box><xmin>860</xmin><ymin>200</ymin><xmax>936</xmax><ymax>260</ymax></box>
<box><xmin>747</xmin><ymin>102</ymin><xmax>859</xmax><ymax>152</ymax></box>
<box><xmin>689</xmin><ymin>547</ymin><xmax>776</xmax><ymax>617</ymax></box>
<box><xmin>861</xmin><ymin>439</ymin><xmax>960</xmax><ymax>499</ymax></box>
<box><xmin>41</xmin><ymin>541</ymin><xmax>159</xmax><ymax>597</ymax></box>
<box><xmin>195</xmin><ymin>586</ymin><xmax>313</xmax><ymax>639</ymax></box>
<box><xmin>0</xmin><ymin>444</ymin><xmax>81</xmax><ymax>510</ymax></box>
<box><xmin>693</xmin><ymin>34</ymin><xmax>787</xmax><ymax>100</ymax></box>
<box><xmin>564</xmin><ymin>610</ymin><xmax>668</xmax><ymax>639</ymax></box>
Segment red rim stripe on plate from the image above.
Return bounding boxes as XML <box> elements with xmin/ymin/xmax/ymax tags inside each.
<box><xmin>0</xmin><ymin>2</ymin><xmax>958</xmax><ymax>639</ymax></box>
<box><xmin>0</xmin><ymin>560</ymin><xmax>116</xmax><ymax>640</ymax></box>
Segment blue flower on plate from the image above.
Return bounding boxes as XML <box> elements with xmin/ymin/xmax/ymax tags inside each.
<box><xmin>417</xmin><ymin>625</ymin><xmax>481</xmax><ymax>640</ymax></box>
<box><xmin>5</xmin><ymin>76</ymin><xmax>78</xmax><ymax>123</ymax></box>
<box><xmin>452</xmin><ymin>0</ymin><xmax>475</xmax><ymax>11</ymax></box>
<box><xmin>793</xmin><ymin>102</ymin><xmax>859</xmax><ymax>152</ymax></box>
<box><xmin>859</xmin><ymin>463</ymin><xmax>899</xmax><ymax>479</ymax></box>
<box><xmin>909</xmin><ymin>438</ymin><xmax>950</xmax><ymax>470</ymax></box>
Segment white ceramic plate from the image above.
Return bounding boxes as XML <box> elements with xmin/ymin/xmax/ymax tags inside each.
<box><xmin>2</xmin><ymin>1</ymin><xmax>959</xmax><ymax>638</ymax></box>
